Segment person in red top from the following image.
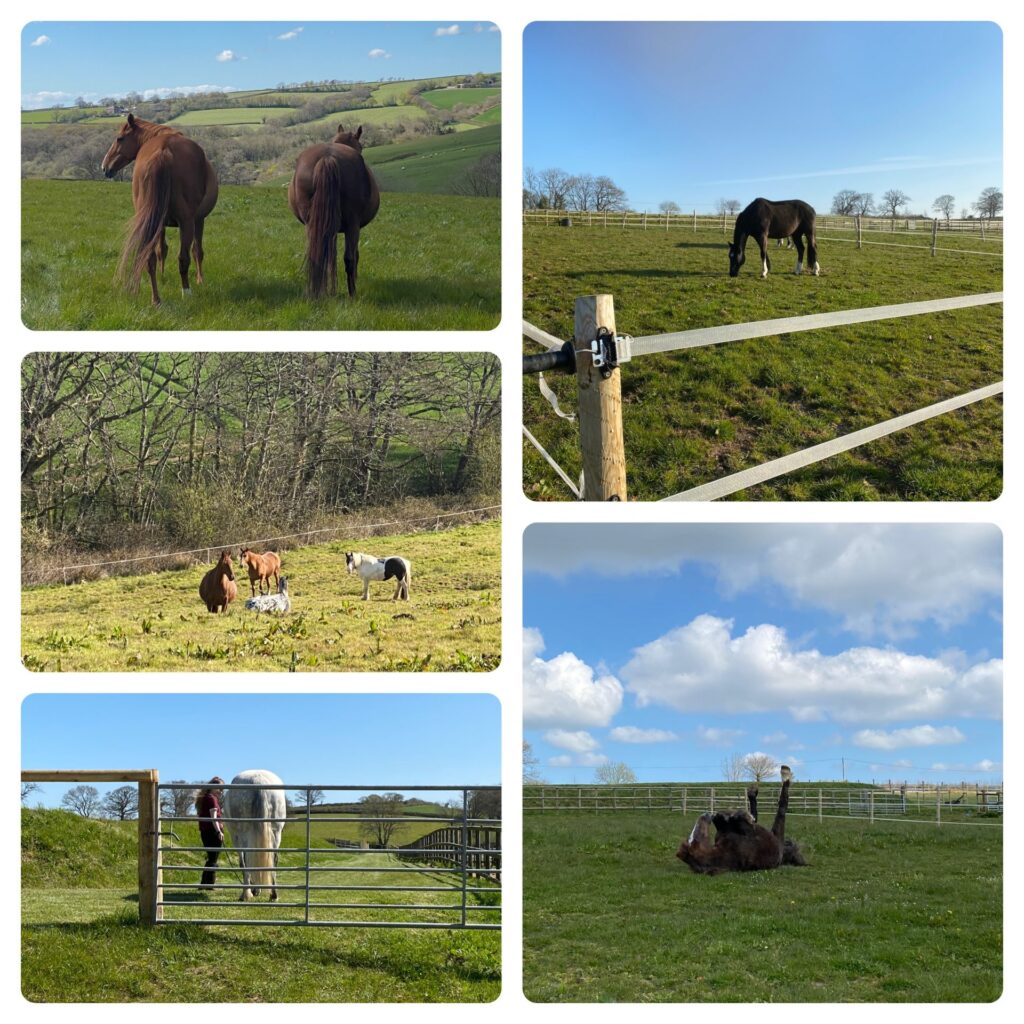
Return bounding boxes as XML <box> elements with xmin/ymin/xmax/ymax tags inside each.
<box><xmin>195</xmin><ymin>777</ymin><xmax>225</xmax><ymax>889</ymax></box>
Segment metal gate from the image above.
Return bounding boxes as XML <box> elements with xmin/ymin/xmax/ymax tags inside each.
<box><xmin>155</xmin><ymin>782</ymin><xmax>501</xmax><ymax>930</ymax></box>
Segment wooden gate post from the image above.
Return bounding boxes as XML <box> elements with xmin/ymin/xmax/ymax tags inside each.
<box><xmin>138</xmin><ymin>771</ymin><xmax>162</xmax><ymax>925</ymax></box>
<box><xmin>574</xmin><ymin>295</ymin><xmax>627</xmax><ymax>501</ymax></box>
<box><xmin>931</xmin><ymin>218</ymin><xmax>938</xmax><ymax>256</ymax></box>
<box><xmin>857</xmin><ymin>214</ymin><xmax>863</xmax><ymax>249</ymax></box>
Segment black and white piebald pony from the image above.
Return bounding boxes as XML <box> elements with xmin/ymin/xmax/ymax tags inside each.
<box><xmin>345</xmin><ymin>551</ymin><xmax>411</xmax><ymax>601</ymax></box>
<box><xmin>224</xmin><ymin>769</ymin><xmax>286</xmax><ymax>901</ymax></box>
<box><xmin>728</xmin><ymin>198</ymin><xmax>820</xmax><ymax>278</ymax></box>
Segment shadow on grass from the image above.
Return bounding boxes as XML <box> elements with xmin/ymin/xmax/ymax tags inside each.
<box><xmin>564</xmin><ymin>268</ymin><xmax>705</xmax><ymax>280</ymax></box>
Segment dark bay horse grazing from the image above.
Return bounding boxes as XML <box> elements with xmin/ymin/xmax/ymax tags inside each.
<box><xmin>239</xmin><ymin>547</ymin><xmax>281</xmax><ymax>597</ymax></box>
<box><xmin>101</xmin><ymin>114</ymin><xmax>218</xmax><ymax>305</ymax></box>
<box><xmin>728</xmin><ymin>198</ymin><xmax>819</xmax><ymax>278</ymax></box>
<box><xmin>676</xmin><ymin>766</ymin><xmax>807</xmax><ymax>874</ymax></box>
<box><xmin>199</xmin><ymin>550</ymin><xmax>237</xmax><ymax>613</ymax></box>
<box><xmin>288</xmin><ymin>125</ymin><xmax>380</xmax><ymax>298</ymax></box>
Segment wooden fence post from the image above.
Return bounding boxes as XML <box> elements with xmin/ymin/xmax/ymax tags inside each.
<box><xmin>869</xmin><ymin>790</ymin><xmax>875</xmax><ymax>824</ymax></box>
<box><xmin>937</xmin><ymin>784</ymin><xmax>942</xmax><ymax>826</ymax></box>
<box><xmin>857</xmin><ymin>215</ymin><xmax>863</xmax><ymax>249</ymax></box>
<box><xmin>693</xmin><ymin>209</ymin><xmax>697</xmax><ymax>231</ymax></box>
<box><xmin>574</xmin><ymin>295</ymin><xmax>627</xmax><ymax>501</ymax></box>
<box><xmin>931</xmin><ymin>218</ymin><xmax>938</xmax><ymax>256</ymax></box>
<box><xmin>138</xmin><ymin>771</ymin><xmax>162</xmax><ymax>925</ymax></box>
<box><xmin>682</xmin><ymin>788</ymin><xmax>687</xmax><ymax>817</ymax></box>
<box><xmin>710</xmin><ymin>787</ymin><xmax>716</xmax><ymax>814</ymax></box>
<box><xmin>818</xmin><ymin>788</ymin><xmax>823</xmax><ymax>822</ymax></box>
<box><xmin>643</xmin><ymin>211</ymin><xmax>648</xmax><ymax>230</ymax></box>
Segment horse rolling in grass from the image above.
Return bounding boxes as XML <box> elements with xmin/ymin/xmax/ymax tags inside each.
<box><xmin>345</xmin><ymin>551</ymin><xmax>411</xmax><ymax>601</ymax></box>
<box><xmin>198</xmin><ymin>550</ymin><xmax>237</xmax><ymax>613</ymax></box>
<box><xmin>100</xmin><ymin>114</ymin><xmax>218</xmax><ymax>305</ymax></box>
<box><xmin>288</xmin><ymin>124</ymin><xmax>380</xmax><ymax>298</ymax></box>
<box><xmin>239</xmin><ymin>547</ymin><xmax>281</xmax><ymax>597</ymax></box>
<box><xmin>676</xmin><ymin>765</ymin><xmax>808</xmax><ymax>875</ymax></box>
<box><xmin>224</xmin><ymin>769</ymin><xmax>286</xmax><ymax>901</ymax></box>
<box><xmin>728</xmin><ymin>198</ymin><xmax>820</xmax><ymax>279</ymax></box>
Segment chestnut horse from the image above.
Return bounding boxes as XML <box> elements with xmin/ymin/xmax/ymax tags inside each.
<box><xmin>100</xmin><ymin>113</ymin><xmax>218</xmax><ymax>305</ymax></box>
<box><xmin>288</xmin><ymin>125</ymin><xmax>380</xmax><ymax>298</ymax></box>
<box><xmin>239</xmin><ymin>547</ymin><xmax>281</xmax><ymax>597</ymax></box>
<box><xmin>676</xmin><ymin>766</ymin><xmax>807</xmax><ymax>874</ymax></box>
<box><xmin>199</xmin><ymin>550</ymin><xmax>237</xmax><ymax>613</ymax></box>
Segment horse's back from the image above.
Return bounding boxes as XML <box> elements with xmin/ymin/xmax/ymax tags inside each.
<box><xmin>290</xmin><ymin>142</ymin><xmax>377</xmax><ymax>225</ymax></box>
<box><xmin>144</xmin><ymin>133</ymin><xmax>217</xmax><ymax>220</ymax></box>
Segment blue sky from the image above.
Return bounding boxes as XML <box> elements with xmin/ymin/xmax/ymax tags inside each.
<box><xmin>22</xmin><ymin>693</ymin><xmax>499</xmax><ymax>807</ymax></box>
<box><xmin>524</xmin><ymin>525</ymin><xmax>1002</xmax><ymax>784</ymax></box>
<box><xmin>524</xmin><ymin>22</ymin><xmax>1002</xmax><ymax>214</ymax></box>
<box><xmin>21</xmin><ymin>22</ymin><xmax>500</xmax><ymax>109</ymax></box>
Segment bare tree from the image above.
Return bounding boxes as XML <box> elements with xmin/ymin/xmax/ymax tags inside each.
<box><xmin>880</xmin><ymin>189</ymin><xmax>911</xmax><ymax>228</ymax></box>
<box><xmin>61</xmin><ymin>785</ymin><xmax>101</xmax><ymax>817</ymax></box>
<box><xmin>716</xmin><ymin>198</ymin><xmax>741</xmax><ymax>216</ymax></box>
<box><xmin>973</xmin><ymin>187</ymin><xmax>1003</xmax><ymax>220</ymax></box>
<box><xmin>742</xmin><ymin>753</ymin><xmax>781</xmax><ymax>783</ymax></box>
<box><xmin>523</xmin><ymin>166</ymin><xmax>543</xmax><ymax>209</ymax></box>
<box><xmin>160</xmin><ymin>781</ymin><xmax>198</xmax><ymax>819</ymax></box>
<box><xmin>538</xmin><ymin>167</ymin><xmax>572</xmax><ymax>211</ymax></box>
<box><xmin>468</xmin><ymin>789</ymin><xmax>501</xmax><ymax>821</ymax></box>
<box><xmin>565</xmin><ymin>173</ymin><xmax>597</xmax><ymax>212</ymax></box>
<box><xmin>21</xmin><ymin>781</ymin><xmax>41</xmax><ymax>804</ymax></box>
<box><xmin>523</xmin><ymin>740</ymin><xmax>543</xmax><ymax>783</ymax></box>
<box><xmin>658</xmin><ymin>200</ymin><xmax>681</xmax><ymax>214</ymax></box>
<box><xmin>831</xmin><ymin>189</ymin><xmax>861</xmax><ymax>216</ymax></box>
<box><xmin>592</xmin><ymin>175</ymin><xmax>628</xmax><ymax>212</ymax></box>
<box><xmin>720</xmin><ymin>753</ymin><xmax>746</xmax><ymax>782</ymax></box>
<box><xmin>452</xmin><ymin>152</ymin><xmax>500</xmax><ymax>197</ymax></box>
<box><xmin>101</xmin><ymin>785</ymin><xmax>139</xmax><ymax>820</ymax></box>
<box><xmin>854</xmin><ymin>192</ymin><xmax>874</xmax><ymax>216</ymax></box>
<box><xmin>932</xmin><ymin>194</ymin><xmax>956</xmax><ymax>224</ymax></box>
<box><xmin>293</xmin><ymin>788</ymin><xmax>326</xmax><ymax>809</ymax></box>
<box><xmin>358</xmin><ymin>792</ymin><xmax>406</xmax><ymax>848</ymax></box>
<box><xmin>594</xmin><ymin>762</ymin><xmax>637</xmax><ymax>784</ymax></box>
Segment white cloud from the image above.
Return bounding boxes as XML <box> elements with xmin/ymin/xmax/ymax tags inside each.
<box><xmin>523</xmin><ymin>629</ymin><xmax>623</xmax><ymax>728</ymax></box>
<box><xmin>853</xmin><ymin>725</ymin><xmax>966</xmax><ymax>750</ymax></box>
<box><xmin>435</xmin><ymin>25</ymin><xmax>461</xmax><ymax>37</ymax></box>
<box><xmin>609</xmin><ymin>726</ymin><xmax>678</xmax><ymax>744</ymax></box>
<box><xmin>696</xmin><ymin>725</ymin><xmax>744</xmax><ymax>747</ymax></box>
<box><xmin>548</xmin><ymin>750</ymin><xmax>608</xmax><ymax>768</ymax></box>
<box><xmin>761</xmin><ymin>731</ymin><xmax>803</xmax><ymax>749</ymax></box>
<box><xmin>21</xmin><ymin>90</ymin><xmax>77</xmax><ymax>109</ymax></box>
<box><xmin>578</xmin><ymin>752</ymin><xmax>609</xmax><ymax>767</ymax></box>
<box><xmin>973</xmin><ymin>759</ymin><xmax>997</xmax><ymax>772</ymax></box>
<box><xmin>620</xmin><ymin>614</ymin><xmax>1002</xmax><ymax>724</ymax></box>
<box><xmin>548</xmin><ymin>755</ymin><xmax>571</xmax><ymax>767</ymax></box>
<box><xmin>368</xmin><ymin>48</ymin><xmax>392</xmax><ymax>59</ymax></box>
<box><xmin>523</xmin><ymin>524</ymin><xmax>1000</xmax><ymax>638</ymax></box>
<box><xmin>544</xmin><ymin>729</ymin><xmax>600</xmax><ymax>753</ymax></box>
<box><xmin>277</xmin><ymin>28</ymin><xmax>303</xmax><ymax>40</ymax></box>
<box><xmin>30</xmin><ymin>35</ymin><xmax>50</xmax><ymax>47</ymax></box>
<box><xmin>215</xmin><ymin>50</ymin><xmax>242</xmax><ymax>63</ymax></box>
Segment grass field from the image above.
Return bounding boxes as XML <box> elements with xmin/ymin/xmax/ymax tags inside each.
<box><xmin>523</xmin><ymin>224</ymin><xmax>1002</xmax><ymax>500</ymax></box>
<box><xmin>473</xmin><ymin>105</ymin><xmax>502</xmax><ymax>126</ymax></box>
<box><xmin>366</xmin><ymin>123</ymin><xmax>500</xmax><ymax>193</ymax></box>
<box><xmin>421</xmin><ymin>87</ymin><xmax>500</xmax><ymax>110</ymax></box>
<box><xmin>21</xmin><ymin>521</ymin><xmax>500</xmax><ymax>672</ymax></box>
<box><xmin>22</xmin><ymin>809</ymin><xmax>500</xmax><ymax>1001</ymax></box>
<box><xmin>523</xmin><ymin>811</ymin><xmax>1001</xmax><ymax>1002</ymax></box>
<box><xmin>166</xmin><ymin>106</ymin><xmax>293</xmax><ymax>126</ymax></box>
<box><xmin>302</xmin><ymin>104</ymin><xmax>430</xmax><ymax>129</ymax></box>
<box><xmin>21</xmin><ymin>179</ymin><xmax>500</xmax><ymax>330</ymax></box>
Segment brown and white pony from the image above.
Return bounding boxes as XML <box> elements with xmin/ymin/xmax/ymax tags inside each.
<box><xmin>101</xmin><ymin>113</ymin><xmax>218</xmax><ymax>305</ymax></box>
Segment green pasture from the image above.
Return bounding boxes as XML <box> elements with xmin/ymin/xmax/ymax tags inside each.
<box><xmin>20</xmin><ymin>521</ymin><xmax>501</xmax><ymax>672</ymax></box>
<box><xmin>472</xmin><ymin>104</ymin><xmax>502</xmax><ymax>126</ymax></box>
<box><xmin>21</xmin><ymin>178</ymin><xmax>500</xmax><ymax>330</ymax></box>
<box><xmin>421</xmin><ymin>87</ymin><xmax>500</xmax><ymax>110</ymax></box>
<box><xmin>22</xmin><ymin>106</ymin><xmax>104</xmax><ymax>123</ymax></box>
<box><xmin>165</xmin><ymin>106</ymin><xmax>293</xmax><ymax>126</ymax></box>
<box><xmin>302</xmin><ymin>104</ymin><xmax>430</xmax><ymax>129</ymax></box>
<box><xmin>22</xmin><ymin>809</ymin><xmax>500</xmax><ymax>1001</ymax></box>
<box><xmin>523</xmin><ymin>811</ymin><xmax>1001</xmax><ymax>1002</ymax></box>
<box><xmin>523</xmin><ymin>223</ymin><xmax>1002</xmax><ymax>501</ymax></box>
<box><xmin>366</xmin><ymin>123</ymin><xmax>500</xmax><ymax>194</ymax></box>
<box><xmin>370</xmin><ymin>77</ymin><xmax>461</xmax><ymax>104</ymax></box>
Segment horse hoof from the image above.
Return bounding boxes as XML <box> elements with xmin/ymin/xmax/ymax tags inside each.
<box><xmin>182</xmin><ymin>288</ymin><xmax>192</xmax><ymax>298</ymax></box>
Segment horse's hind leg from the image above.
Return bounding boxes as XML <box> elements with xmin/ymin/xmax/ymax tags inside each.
<box><xmin>808</xmin><ymin>232</ymin><xmax>820</xmax><ymax>275</ymax></box>
<box><xmin>146</xmin><ymin>251</ymin><xmax>161</xmax><ymax>306</ymax></box>
<box><xmin>759</xmin><ymin>235</ymin><xmax>770</xmax><ymax>278</ymax></box>
<box><xmin>792</xmin><ymin>234</ymin><xmax>806</xmax><ymax>275</ymax></box>
<box><xmin>192</xmin><ymin>218</ymin><xmax>206</xmax><ymax>285</ymax></box>
<box><xmin>178</xmin><ymin>221</ymin><xmax>195</xmax><ymax>295</ymax></box>
<box><xmin>157</xmin><ymin>230</ymin><xmax>168</xmax><ymax>277</ymax></box>
<box><xmin>771</xmin><ymin>767</ymin><xmax>793</xmax><ymax>844</ymax></box>
<box><xmin>343</xmin><ymin>224</ymin><xmax>360</xmax><ymax>297</ymax></box>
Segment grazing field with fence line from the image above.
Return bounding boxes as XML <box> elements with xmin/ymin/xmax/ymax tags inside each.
<box><xmin>523</xmin><ymin>809</ymin><xmax>1002</xmax><ymax>1002</ymax></box>
<box><xmin>523</xmin><ymin>223</ymin><xmax>1001</xmax><ymax>500</ymax></box>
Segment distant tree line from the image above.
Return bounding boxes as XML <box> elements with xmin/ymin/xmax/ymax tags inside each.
<box><xmin>523</xmin><ymin>166</ymin><xmax>628</xmax><ymax>212</ymax></box>
<box><xmin>22</xmin><ymin>352</ymin><xmax>500</xmax><ymax>555</ymax></box>
<box><xmin>831</xmin><ymin>186</ymin><xmax>1002</xmax><ymax>224</ymax></box>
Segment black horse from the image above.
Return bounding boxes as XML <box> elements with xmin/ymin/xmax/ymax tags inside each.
<box><xmin>728</xmin><ymin>198</ymin><xmax>819</xmax><ymax>278</ymax></box>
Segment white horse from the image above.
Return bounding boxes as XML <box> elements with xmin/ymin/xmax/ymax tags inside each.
<box><xmin>224</xmin><ymin>769</ymin><xmax>286</xmax><ymax>901</ymax></box>
<box><xmin>345</xmin><ymin>551</ymin><xmax>411</xmax><ymax>601</ymax></box>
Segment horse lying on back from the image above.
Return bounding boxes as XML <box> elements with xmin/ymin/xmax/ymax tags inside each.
<box><xmin>728</xmin><ymin>198</ymin><xmax>820</xmax><ymax>278</ymax></box>
<box><xmin>345</xmin><ymin>551</ymin><xmax>411</xmax><ymax>601</ymax></box>
<box><xmin>676</xmin><ymin>766</ymin><xmax>807</xmax><ymax>875</ymax></box>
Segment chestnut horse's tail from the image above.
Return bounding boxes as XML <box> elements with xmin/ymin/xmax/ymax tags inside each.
<box><xmin>118</xmin><ymin>148</ymin><xmax>172</xmax><ymax>290</ymax></box>
<box><xmin>305</xmin><ymin>155</ymin><xmax>344</xmax><ymax>298</ymax></box>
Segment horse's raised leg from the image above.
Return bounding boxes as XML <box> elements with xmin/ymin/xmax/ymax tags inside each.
<box><xmin>192</xmin><ymin>219</ymin><xmax>206</xmax><ymax>285</ymax></box>
<box><xmin>793</xmin><ymin>234</ymin><xmax>805</xmax><ymax>275</ymax></box>
<box><xmin>146</xmin><ymin>251</ymin><xmax>161</xmax><ymax>306</ymax></box>
<box><xmin>178</xmin><ymin>221</ymin><xmax>195</xmax><ymax>296</ymax></box>
<box><xmin>343</xmin><ymin>223</ymin><xmax>360</xmax><ymax>297</ymax></box>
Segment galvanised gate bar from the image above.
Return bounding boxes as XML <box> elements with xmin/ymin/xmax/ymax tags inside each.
<box><xmin>157</xmin><ymin>781</ymin><xmax>501</xmax><ymax>930</ymax></box>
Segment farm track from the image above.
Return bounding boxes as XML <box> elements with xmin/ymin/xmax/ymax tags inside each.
<box><xmin>523</xmin><ymin>224</ymin><xmax>1002</xmax><ymax>501</ymax></box>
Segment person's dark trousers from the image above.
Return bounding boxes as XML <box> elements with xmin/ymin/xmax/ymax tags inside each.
<box><xmin>200</xmin><ymin>830</ymin><xmax>223</xmax><ymax>887</ymax></box>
